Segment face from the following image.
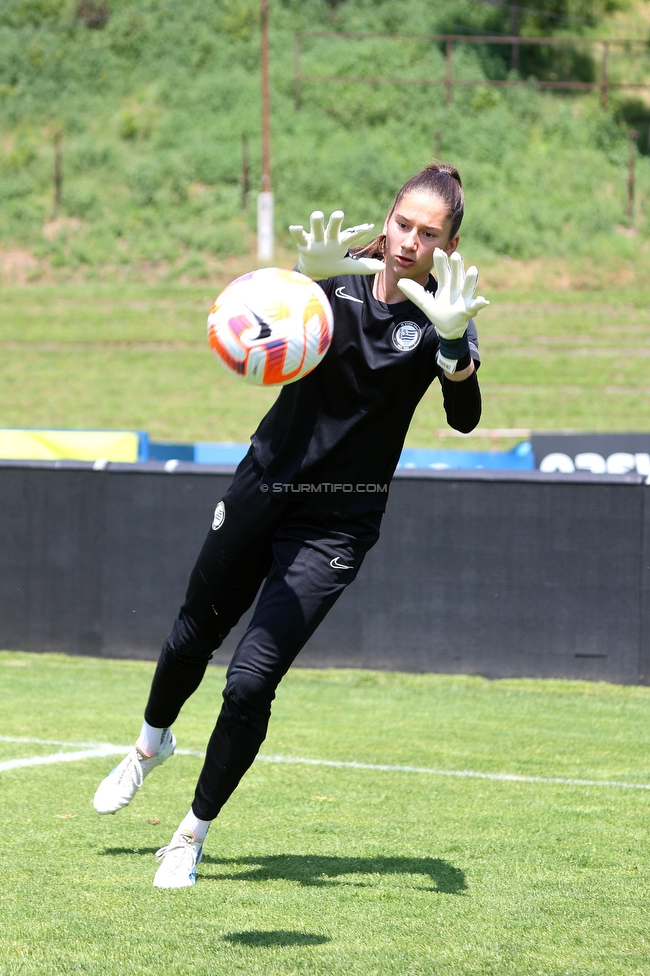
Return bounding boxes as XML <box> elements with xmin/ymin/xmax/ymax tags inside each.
<box><xmin>382</xmin><ymin>190</ymin><xmax>459</xmax><ymax>286</ymax></box>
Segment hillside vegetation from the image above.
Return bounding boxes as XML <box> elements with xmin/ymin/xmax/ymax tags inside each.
<box><xmin>1</xmin><ymin>0</ymin><xmax>650</xmax><ymax>280</ymax></box>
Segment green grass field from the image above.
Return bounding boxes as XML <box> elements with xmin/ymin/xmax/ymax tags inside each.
<box><xmin>1</xmin><ymin>253</ymin><xmax>649</xmax><ymax>450</ymax></box>
<box><xmin>2</xmin><ymin>650</ymin><xmax>650</xmax><ymax>975</ymax></box>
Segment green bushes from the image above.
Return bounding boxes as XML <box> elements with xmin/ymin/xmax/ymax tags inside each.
<box><xmin>0</xmin><ymin>0</ymin><xmax>647</xmax><ymax>272</ymax></box>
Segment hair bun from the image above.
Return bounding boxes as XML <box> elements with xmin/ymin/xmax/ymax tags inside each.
<box><xmin>426</xmin><ymin>162</ymin><xmax>462</xmax><ymax>187</ymax></box>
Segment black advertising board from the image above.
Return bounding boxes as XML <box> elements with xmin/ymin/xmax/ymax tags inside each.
<box><xmin>532</xmin><ymin>433</ymin><xmax>650</xmax><ymax>476</ymax></box>
<box><xmin>1</xmin><ymin>460</ymin><xmax>648</xmax><ymax>684</ymax></box>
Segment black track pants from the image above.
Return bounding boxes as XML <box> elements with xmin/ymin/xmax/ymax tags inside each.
<box><xmin>144</xmin><ymin>452</ymin><xmax>381</xmax><ymax>821</ymax></box>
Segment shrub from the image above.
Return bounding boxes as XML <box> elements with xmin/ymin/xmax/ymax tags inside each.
<box><xmin>76</xmin><ymin>1</ymin><xmax>110</xmax><ymax>29</ymax></box>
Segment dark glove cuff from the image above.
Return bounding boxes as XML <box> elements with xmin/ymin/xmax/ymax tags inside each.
<box><xmin>438</xmin><ymin>332</ymin><xmax>470</xmax><ymax>362</ymax></box>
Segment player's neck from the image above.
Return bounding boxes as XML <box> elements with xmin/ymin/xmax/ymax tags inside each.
<box><xmin>374</xmin><ymin>268</ymin><xmax>428</xmax><ymax>305</ymax></box>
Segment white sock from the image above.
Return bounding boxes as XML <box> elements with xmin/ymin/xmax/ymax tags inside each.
<box><xmin>136</xmin><ymin>721</ymin><xmax>170</xmax><ymax>758</ymax></box>
<box><xmin>178</xmin><ymin>807</ymin><xmax>212</xmax><ymax>843</ymax></box>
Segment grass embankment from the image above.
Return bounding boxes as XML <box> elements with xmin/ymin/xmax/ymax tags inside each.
<box><xmin>1</xmin><ymin>0</ymin><xmax>650</xmax><ymax>277</ymax></box>
<box><xmin>1</xmin><ymin>650</ymin><xmax>649</xmax><ymax>975</ymax></box>
<box><xmin>1</xmin><ymin>253</ymin><xmax>648</xmax><ymax>450</ymax></box>
<box><xmin>2</xmin><ymin>1</ymin><xmax>650</xmax><ymax>448</ymax></box>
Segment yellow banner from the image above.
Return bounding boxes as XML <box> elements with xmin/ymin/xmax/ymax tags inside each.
<box><xmin>0</xmin><ymin>429</ymin><xmax>141</xmax><ymax>462</ymax></box>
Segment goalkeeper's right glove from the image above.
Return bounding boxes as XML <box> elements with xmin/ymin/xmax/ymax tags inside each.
<box><xmin>289</xmin><ymin>210</ymin><xmax>385</xmax><ymax>280</ymax></box>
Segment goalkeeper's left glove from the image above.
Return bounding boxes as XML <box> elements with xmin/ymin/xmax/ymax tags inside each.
<box><xmin>397</xmin><ymin>248</ymin><xmax>489</xmax><ymax>373</ymax></box>
<box><xmin>289</xmin><ymin>210</ymin><xmax>385</xmax><ymax>280</ymax></box>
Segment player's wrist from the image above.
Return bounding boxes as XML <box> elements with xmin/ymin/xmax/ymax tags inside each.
<box><xmin>436</xmin><ymin>331</ymin><xmax>470</xmax><ymax>374</ymax></box>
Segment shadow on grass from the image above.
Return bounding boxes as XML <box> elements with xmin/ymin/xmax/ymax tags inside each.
<box><xmin>222</xmin><ymin>930</ymin><xmax>330</xmax><ymax>948</ymax></box>
<box><xmin>202</xmin><ymin>854</ymin><xmax>467</xmax><ymax>894</ymax></box>
<box><xmin>99</xmin><ymin>849</ymin><xmax>466</xmax><ymax>894</ymax></box>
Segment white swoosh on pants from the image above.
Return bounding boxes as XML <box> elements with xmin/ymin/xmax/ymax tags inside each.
<box><xmin>330</xmin><ymin>556</ymin><xmax>353</xmax><ymax>569</ymax></box>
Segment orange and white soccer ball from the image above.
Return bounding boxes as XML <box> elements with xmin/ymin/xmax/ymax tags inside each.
<box><xmin>207</xmin><ymin>267</ymin><xmax>334</xmax><ymax>386</ymax></box>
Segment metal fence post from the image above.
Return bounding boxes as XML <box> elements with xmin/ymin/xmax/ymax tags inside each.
<box><xmin>628</xmin><ymin>129</ymin><xmax>639</xmax><ymax>223</ymax></box>
<box><xmin>241</xmin><ymin>133</ymin><xmax>249</xmax><ymax>210</ymax></box>
<box><xmin>510</xmin><ymin>6</ymin><xmax>520</xmax><ymax>72</ymax></box>
<box><xmin>294</xmin><ymin>32</ymin><xmax>301</xmax><ymax>111</ymax></box>
<box><xmin>258</xmin><ymin>0</ymin><xmax>273</xmax><ymax>261</ymax></box>
<box><xmin>53</xmin><ymin>129</ymin><xmax>62</xmax><ymax>214</ymax></box>
<box><xmin>600</xmin><ymin>41</ymin><xmax>609</xmax><ymax>109</ymax></box>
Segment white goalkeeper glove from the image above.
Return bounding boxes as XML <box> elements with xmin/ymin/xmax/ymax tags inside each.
<box><xmin>289</xmin><ymin>210</ymin><xmax>385</xmax><ymax>280</ymax></box>
<box><xmin>397</xmin><ymin>248</ymin><xmax>489</xmax><ymax>373</ymax></box>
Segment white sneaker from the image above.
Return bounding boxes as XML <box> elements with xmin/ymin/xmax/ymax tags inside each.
<box><xmin>153</xmin><ymin>830</ymin><xmax>203</xmax><ymax>888</ymax></box>
<box><xmin>93</xmin><ymin>732</ymin><xmax>176</xmax><ymax>814</ymax></box>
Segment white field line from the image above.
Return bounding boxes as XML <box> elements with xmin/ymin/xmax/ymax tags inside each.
<box><xmin>257</xmin><ymin>754</ymin><xmax>650</xmax><ymax>791</ymax></box>
<box><xmin>0</xmin><ymin>744</ymin><xmax>125</xmax><ymax>772</ymax></box>
<box><xmin>1</xmin><ymin>735</ymin><xmax>649</xmax><ymax>792</ymax></box>
<box><xmin>0</xmin><ymin>735</ymin><xmax>125</xmax><ymax>749</ymax></box>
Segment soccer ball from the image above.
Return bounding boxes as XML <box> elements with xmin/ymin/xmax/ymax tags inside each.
<box><xmin>207</xmin><ymin>267</ymin><xmax>334</xmax><ymax>386</ymax></box>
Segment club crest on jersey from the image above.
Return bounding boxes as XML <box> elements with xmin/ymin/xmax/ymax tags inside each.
<box><xmin>212</xmin><ymin>501</ymin><xmax>225</xmax><ymax>530</ymax></box>
<box><xmin>392</xmin><ymin>321</ymin><xmax>421</xmax><ymax>351</ymax></box>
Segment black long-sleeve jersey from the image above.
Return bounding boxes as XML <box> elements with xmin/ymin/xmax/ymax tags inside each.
<box><xmin>250</xmin><ymin>271</ymin><xmax>481</xmax><ymax>516</ymax></box>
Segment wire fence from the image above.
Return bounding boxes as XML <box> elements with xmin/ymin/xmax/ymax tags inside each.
<box><xmin>293</xmin><ymin>31</ymin><xmax>650</xmax><ymax>111</ymax></box>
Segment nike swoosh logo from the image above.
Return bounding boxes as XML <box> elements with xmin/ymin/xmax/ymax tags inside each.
<box><xmin>335</xmin><ymin>286</ymin><xmax>363</xmax><ymax>304</ymax></box>
<box><xmin>330</xmin><ymin>556</ymin><xmax>353</xmax><ymax>570</ymax></box>
<box><xmin>243</xmin><ymin>303</ymin><xmax>272</xmax><ymax>340</ymax></box>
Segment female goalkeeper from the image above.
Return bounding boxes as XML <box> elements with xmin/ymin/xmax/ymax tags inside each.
<box><xmin>93</xmin><ymin>161</ymin><xmax>489</xmax><ymax>888</ymax></box>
